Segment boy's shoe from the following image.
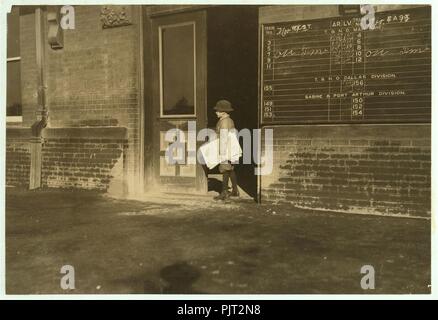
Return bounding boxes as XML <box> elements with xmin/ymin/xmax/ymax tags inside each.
<box><xmin>214</xmin><ymin>191</ymin><xmax>230</xmax><ymax>201</ymax></box>
<box><xmin>230</xmin><ymin>190</ymin><xmax>240</xmax><ymax>197</ymax></box>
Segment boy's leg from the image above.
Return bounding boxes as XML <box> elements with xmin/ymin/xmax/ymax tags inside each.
<box><xmin>222</xmin><ymin>171</ymin><xmax>230</xmax><ymax>194</ymax></box>
<box><xmin>229</xmin><ymin>170</ymin><xmax>239</xmax><ymax>196</ymax></box>
<box><xmin>214</xmin><ymin>166</ymin><xmax>231</xmax><ymax>200</ymax></box>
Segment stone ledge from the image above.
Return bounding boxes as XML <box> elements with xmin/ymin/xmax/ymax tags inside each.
<box><xmin>42</xmin><ymin>127</ymin><xmax>128</xmax><ymax>140</ymax></box>
<box><xmin>7</xmin><ymin>127</ymin><xmax>129</xmax><ymax>140</ymax></box>
<box><xmin>6</xmin><ymin>127</ymin><xmax>33</xmax><ymax>139</ymax></box>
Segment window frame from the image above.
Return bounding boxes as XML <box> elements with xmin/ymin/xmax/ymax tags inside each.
<box><xmin>158</xmin><ymin>21</ymin><xmax>197</xmax><ymax>119</ymax></box>
<box><xmin>6</xmin><ymin>7</ymin><xmax>22</xmax><ymax>124</ymax></box>
<box><xmin>6</xmin><ymin>57</ymin><xmax>22</xmax><ymax>123</ymax></box>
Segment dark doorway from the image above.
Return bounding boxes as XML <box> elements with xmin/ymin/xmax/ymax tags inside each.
<box><xmin>206</xmin><ymin>6</ymin><xmax>259</xmax><ymax>200</ymax></box>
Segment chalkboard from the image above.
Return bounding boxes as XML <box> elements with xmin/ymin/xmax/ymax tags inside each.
<box><xmin>260</xmin><ymin>6</ymin><xmax>431</xmax><ymax>124</ymax></box>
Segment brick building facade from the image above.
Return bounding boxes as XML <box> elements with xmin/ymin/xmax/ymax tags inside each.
<box><xmin>6</xmin><ymin>5</ymin><xmax>431</xmax><ymax>217</ymax></box>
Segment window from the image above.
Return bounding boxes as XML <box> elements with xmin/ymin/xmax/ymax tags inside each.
<box><xmin>7</xmin><ymin>6</ymin><xmax>22</xmax><ymax>123</ymax></box>
<box><xmin>159</xmin><ymin>22</ymin><xmax>196</xmax><ymax>117</ymax></box>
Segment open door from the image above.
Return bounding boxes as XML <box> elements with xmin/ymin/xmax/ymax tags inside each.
<box><xmin>206</xmin><ymin>6</ymin><xmax>259</xmax><ymax>200</ymax></box>
<box><xmin>149</xmin><ymin>11</ymin><xmax>208</xmax><ymax>194</ymax></box>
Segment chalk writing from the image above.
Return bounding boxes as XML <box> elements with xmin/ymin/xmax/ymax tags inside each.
<box><xmin>276</xmin><ymin>23</ymin><xmax>312</xmax><ymax>37</ymax></box>
<box><xmin>274</xmin><ymin>46</ymin><xmax>330</xmax><ymax>59</ymax></box>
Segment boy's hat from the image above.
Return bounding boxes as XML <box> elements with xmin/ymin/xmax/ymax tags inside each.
<box><xmin>213</xmin><ymin>99</ymin><xmax>234</xmax><ymax>112</ymax></box>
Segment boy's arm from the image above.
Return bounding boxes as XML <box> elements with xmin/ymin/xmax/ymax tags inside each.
<box><xmin>220</xmin><ymin>118</ymin><xmax>235</xmax><ymax>130</ymax></box>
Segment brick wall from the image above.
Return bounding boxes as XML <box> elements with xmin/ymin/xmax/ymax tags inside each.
<box><xmin>20</xmin><ymin>11</ymin><xmax>38</xmax><ymax>127</ymax></box>
<box><xmin>44</xmin><ymin>6</ymin><xmax>142</xmax><ymax>191</ymax></box>
<box><xmin>6</xmin><ymin>128</ymin><xmax>127</xmax><ymax>191</ymax></box>
<box><xmin>16</xmin><ymin>6</ymin><xmax>142</xmax><ymax>192</ymax></box>
<box><xmin>45</xmin><ymin>5</ymin><xmax>139</xmax><ymax>129</ymax></box>
<box><xmin>19</xmin><ymin>7</ymin><xmax>140</xmax><ymax>130</ymax></box>
<box><xmin>41</xmin><ymin>127</ymin><xmax>127</xmax><ymax>191</ymax></box>
<box><xmin>261</xmin><ymin>125</ymin><xmax>431</xmax><ymax>217</ymax></box>
<box><xmin>6</xmin><ymin>128</ymin><xmax>32</xmax><ymax>187</ymax></box>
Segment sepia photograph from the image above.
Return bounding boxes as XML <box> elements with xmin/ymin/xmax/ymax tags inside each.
<box><xmin>2</xmin><ymin>1</ymin><xmax>432</xmax><ymax>296</ymax></box>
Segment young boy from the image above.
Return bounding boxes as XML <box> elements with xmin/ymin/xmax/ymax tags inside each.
<box><xmin>213</xmin><ymin>100</ymin><xmax>239</xmax><ymax>201</ymax></box>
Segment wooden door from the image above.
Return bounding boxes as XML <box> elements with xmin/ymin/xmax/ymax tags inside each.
<box><xmin>150</xmin><ymin>11</ymin><xmax>207</xmax><ymax>194</ymax></box>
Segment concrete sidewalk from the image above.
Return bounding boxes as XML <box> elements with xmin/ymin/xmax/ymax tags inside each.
<box><xmin>5</xmin><ymin>188</ymin><xmax>431</xmax><ymax>294</ymax></box>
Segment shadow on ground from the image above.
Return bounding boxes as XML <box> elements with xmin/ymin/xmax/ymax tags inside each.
<box><xmin>208</xmin><ymin>177</ymin><xmax>222</xmax><ymax>194</ymax></box>
<box><xmin>159</xmin><ymin>262</ymin><xmax>204</xmax><ymax>294</ymax></box>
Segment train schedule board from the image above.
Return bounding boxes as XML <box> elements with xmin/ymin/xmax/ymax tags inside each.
<box><xmin>260</xmin><ymin>6</ymin><xmax>431</xmax><ymax>124</ymax></box>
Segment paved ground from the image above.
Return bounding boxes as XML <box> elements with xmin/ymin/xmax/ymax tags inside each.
<box><xmin>5</xmin><ymin>188</ymin><xmax>431</xmax><ymax>294</ymax></box>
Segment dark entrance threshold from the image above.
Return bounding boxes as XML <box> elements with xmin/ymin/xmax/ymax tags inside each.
<box><xmin>206</xmin><ymin>6</ymin><xmax>260</xmax><ymax>201</ymax></box>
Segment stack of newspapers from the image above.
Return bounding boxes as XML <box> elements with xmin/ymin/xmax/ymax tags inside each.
<box><xmin>199</xmin><ymin>132</ymin><xmax>243</xmax><ymax>169</ymax></box>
